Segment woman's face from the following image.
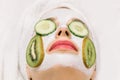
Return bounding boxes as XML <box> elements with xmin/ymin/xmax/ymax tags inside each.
<box><xmin>26</xmin><ymin>8</ymin><xmax>96</xmax><ymax>80</ymax></box>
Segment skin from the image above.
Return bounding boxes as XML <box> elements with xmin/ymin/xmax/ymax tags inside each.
<box><xmin>26</xmin><ymin>8</ymin><xmax>96</xmax><ymax>80</ymax></box>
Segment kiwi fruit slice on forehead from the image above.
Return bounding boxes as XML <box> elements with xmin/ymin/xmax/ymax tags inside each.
<box><xmin>26</xmin><ymin>35</ymin><xmax>44</xmax><ymax>67</ymax></box>
<box><xmin>82</xmin><ymin>37</ymin><xmax>96</xmax><ymax>68</ymax></box>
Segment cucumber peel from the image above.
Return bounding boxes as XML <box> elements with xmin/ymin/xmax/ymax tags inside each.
<box><xmin>35</xmin><ymin>19</ymin><xmax>56</xmax><ymax>36</ymax></box>
<box><xmin>68</xmin><ymin>21</ymin><xmax>88</xmax><ymax>38</ymax></box>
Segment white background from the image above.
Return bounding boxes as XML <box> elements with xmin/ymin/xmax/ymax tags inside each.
<box><xmin>0</xmin><ymin>0</ymin><xmax>120</xmax><ymax>80</ymax></box>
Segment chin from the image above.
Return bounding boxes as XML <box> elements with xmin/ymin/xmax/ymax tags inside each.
<box><xmin>27</xmin><ymin>65</ymin><xmax>90</xmax><ymax>80</ymax></box>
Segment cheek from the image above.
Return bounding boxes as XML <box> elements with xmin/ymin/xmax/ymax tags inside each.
<box><xmin>42</xmin><ymin>31</ymin><xmax>56</xmax><ymax>53</ymax></box>
<box><xmin>71</xmin><ymin>34</ymin><xmax>83</xmax><ymax>52</ymax></box>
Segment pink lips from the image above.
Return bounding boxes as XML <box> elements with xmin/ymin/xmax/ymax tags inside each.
<box><xmin>49</xmin><ymin>40</ymin><xmax>78</xmax><ymax>52</ymax></box>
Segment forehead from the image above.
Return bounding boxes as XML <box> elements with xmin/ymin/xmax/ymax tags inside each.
<box><xmin>40</xmin><ymin>8</ymin><xmax>84</xmax><ymax>24</ymax></box>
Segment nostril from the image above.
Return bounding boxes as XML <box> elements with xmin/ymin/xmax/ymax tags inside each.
<box><xmin>29</xmin><ymin>78</ymin><xmax>32</xmax><ymax>80</ymax></box>
<box><xmin>58</xmin><ymin>30</ymin><xmax>62</xmax><ymax>36</ymax></box>
<box><xmin>56</xmin><ymin>28</ymin><xmax>71</xmax><ymax>38</ymax></box>
<box><xmin>65</xmin><ymin>31</ymin><xmax>69</xmax><ymax>36</ymax></box>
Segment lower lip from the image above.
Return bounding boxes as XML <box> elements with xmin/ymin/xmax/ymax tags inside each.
<box><xmin>52</xmin><ymin>44</ymin><xmax>75</xmax><ymax>51</ymax></box>
<box><xmin>49</xmin><ymin>41</ymin><xmax>77</xmax><ymax>51</ymax></box>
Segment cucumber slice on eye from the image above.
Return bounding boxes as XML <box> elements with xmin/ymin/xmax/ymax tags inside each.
<box><xmin>26</xmin><ymin>35</ymin><xmax>44</xmax><ymax>67</ymax></box>
<box><xmin>82</xmin><ymin>37</ymin><xmax>96</xmax><ymax>68</ymax></box>
<box><xmin>35</xmin><ymin>19</ymin><xmax>56</xmax><ymax>36</ymax></box>
<box><xmin>68</xmin><ymin>21</ymin><xmax>88</xmax><ymax>38</ymax></box>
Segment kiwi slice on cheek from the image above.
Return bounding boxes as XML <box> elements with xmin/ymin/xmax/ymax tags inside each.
<box><xmin>82</xmin><ymin>37</ymin><xmax>96</xmax><ymax>68</ymax></box>
<box><xmin>26</xmin><ymin>35</ymin><xmax>44</xmax><ymax>67</ymax></box>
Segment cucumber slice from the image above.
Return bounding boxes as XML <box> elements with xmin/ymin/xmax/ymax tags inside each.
<box><xmin>82</xmin><ymin>37</ymin><xmax>96</xmax><ymax>68</ymax></box>
<box><xmin>26</xmin><ymin>35</ymin><xmax>44</xmax><ymax>67</ymax></box>
<box><xmin>68</xmin><ymin>21</ymin><xmax>88</xmax><ymax>38</ymax></box>
<box><xmin>35</xmin><ymin>19</ymin><xmax>56</xmax><ymax>36</ymax></box>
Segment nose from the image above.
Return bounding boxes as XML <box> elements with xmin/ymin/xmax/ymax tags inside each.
<box><xmin>55</xmin><ymin>28</ymin><xmax>71</xmax><ymax>38</ymax></box>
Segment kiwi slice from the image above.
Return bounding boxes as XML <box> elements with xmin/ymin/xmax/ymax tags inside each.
<box><xmin>82</xmin><ymin>37</ymin><xmax>96</xmax><ymax>68</ymax></box>
<box><xmin>26</xmin><ymin>35</ymin><xmax>44</xmax><ymax>67</ymax></box>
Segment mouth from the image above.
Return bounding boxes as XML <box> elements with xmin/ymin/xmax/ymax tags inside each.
<box><xmin>48</xmin><ymin>40</ymin><xmax>78</xmax><ymax>54</ymax></box>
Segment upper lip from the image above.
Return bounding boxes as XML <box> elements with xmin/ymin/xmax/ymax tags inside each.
<box><xmin>47</xmin><ymin>40</ymin><xmax>78</xmax><ymax>54</ymax></box>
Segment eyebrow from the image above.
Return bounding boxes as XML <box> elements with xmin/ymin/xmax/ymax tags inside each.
<box><xmin>45</xmin><ymin>17</ymin><xmax>56</xmax><ymax>21</ymax></box>
<box><xmin>71</xmin><ymin>18</ymin><xmax>84</xmax><ymax>22</ymax></box>
<box><xmin>56</xmin><ymin>6</ymin><xmax>70</xmax><ymax>9</ymax></box>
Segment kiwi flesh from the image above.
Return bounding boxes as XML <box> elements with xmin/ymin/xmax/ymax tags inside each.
<box><xmin>82</xmin><ymin>37</ymin><xmax>96</xmax><ymax>68</ymax></box>
<box><xmin>26</xmin><ymin>35</ymin><xmax>44</xmax><ymax>67</ymax></box>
